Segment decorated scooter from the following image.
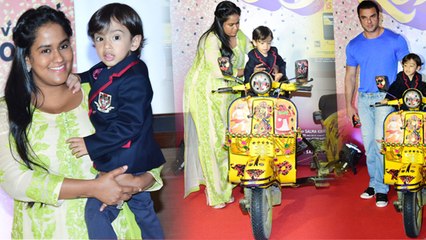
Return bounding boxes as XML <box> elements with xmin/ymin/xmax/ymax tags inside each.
<box><xmin>213</xmin><ymin>60</ymin><xmax>341</xmax><ymax>240</ymax></box>
<box><xmin>378</xmin><ymin>87</ymin><xmax>426</xmax><ymax>238</ymax></box>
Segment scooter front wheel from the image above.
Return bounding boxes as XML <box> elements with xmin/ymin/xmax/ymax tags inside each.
<box><xmin>250</xmin><ymin>188</ymin><xmax>272</xmax><ymax>240</ymax></box>
<box><xmin>403</xmin><ymin>191</ymin><xmax>423</xmax><ymax>238</ymax></box>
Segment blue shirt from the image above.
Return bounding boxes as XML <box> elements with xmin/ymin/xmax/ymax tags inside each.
<box><xmin>346</xmin><ymin>28</ymin><xmax>409</xmax><ymax>93</ymax></box>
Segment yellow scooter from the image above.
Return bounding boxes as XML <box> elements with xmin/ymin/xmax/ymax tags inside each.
<box><xmin>379</xmin><ymin>88</ymin><xmax>426</xmax><ymax>238</ymax></box>
<box><xmin>213</xmin><ymin>60</ymin><xmax>341</xmax><ymax>240</ymax></box>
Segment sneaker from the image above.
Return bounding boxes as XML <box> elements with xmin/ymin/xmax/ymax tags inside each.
<box><xmin>360</xmin><ymin>187</ymin><xmax>375</xmax><ymax>199</ymax></box>
<box><xmin>376</xmin><ymin>193</ymin><xmax>388</xmax><ymax>207</ymax></box>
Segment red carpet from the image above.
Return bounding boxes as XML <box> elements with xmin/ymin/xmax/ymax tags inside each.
<box><xmin>156</xmin><ymin>163</ymin><xmax>426</xmax><ymax>239</ymax></box>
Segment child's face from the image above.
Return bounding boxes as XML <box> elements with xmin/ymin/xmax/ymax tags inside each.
<box><xmin>253</xmin><ymin>35</ymin><xmax>272</xmax><ymax>57</ymax></box>
<box><xmin>403</xmin><ymin>59</ymin><xmax>421</xmax><ymax>79</ymax></box>
<box><xmin>93</xmin><ymin>19</ymin><xmax>141</xmax><ymax>68</ymax></box>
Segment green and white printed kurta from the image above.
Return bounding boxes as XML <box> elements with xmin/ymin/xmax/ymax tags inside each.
<box><xmin>183</xmin><ymin>30</ymin><xmax>251</xmax><ymax>206</ymax></box>
<box><xmin>0</xmin><ymin>83</ymin><xmax>163</xmax><ymax>239</ymax></box>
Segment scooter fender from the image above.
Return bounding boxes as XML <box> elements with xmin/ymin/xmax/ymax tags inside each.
<box><xmin>394</xmin><ymin>163</ymin><xmax>423</xmax><ymax>192</ymax></box>
<box><xmin>240</xmin><ymin>156</ymin><xmax>277</xmax><ymax>188</ymax></box>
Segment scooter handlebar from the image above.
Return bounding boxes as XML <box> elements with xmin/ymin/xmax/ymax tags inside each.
<box><xmin>212</xmin><ymin>87</ymin><xmax>233</xmax><ymax>93</ymax></box>
<box><xmin>212</xmin><ymin>84</ymin><xmax>248</xmax><ymax>93</ymax></box>
<box><xmin>297</xmin><ymin>85</ymin><xmax>313</xmax><ymax>92</ymax></box>
<box><xmin>369</xmin><ymin>99</ymin><xmax>401</xmax><ymax>107</ymax></box>
<box><xmin>370</xmin><ymin>102</ymin><xmax>386</xmax><ymax>107</ymax></box>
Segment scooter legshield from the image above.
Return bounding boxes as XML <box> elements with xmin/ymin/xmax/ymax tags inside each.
<box><xmin>226</xmin><ymin>97</ymin><xmax>298</xmax><ymax>185</ymax></box>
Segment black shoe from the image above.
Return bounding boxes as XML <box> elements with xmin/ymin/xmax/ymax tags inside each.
<box><xmin>360</xmin><ymin>187</ymin><xmax>375</xmax><ymax>199</ymax></box>
<box><xmin>376</xmin><ymin>193</ymin><xmax>388</xmax><ymax>207</ymax></box>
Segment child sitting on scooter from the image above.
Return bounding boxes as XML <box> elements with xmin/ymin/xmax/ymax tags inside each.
<box><xmin>244</xmin><ymin>26</ymin><xmax>287</xmax><ymax>84</ymax></box>
<box><xmin>381</xmin><ymin>53</ymin><xmax>426</xmax><ymax>110</ymax></box>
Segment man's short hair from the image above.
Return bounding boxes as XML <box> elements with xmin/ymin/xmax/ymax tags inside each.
<box><xmin>357</xmin><ymin>0</ymin><xmax>381</xmax><ymax>17</ymax></box>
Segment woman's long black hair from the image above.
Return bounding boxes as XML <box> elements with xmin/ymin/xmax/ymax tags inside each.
<box><xmin>199</xmin><ymin>1</ymin><xmax>241</xmax><ymax>58</ymax></box>
<box><xmin>4</xmin><ymin>5</ymin><xmax>73</xmax><ymax>170</ymax></box>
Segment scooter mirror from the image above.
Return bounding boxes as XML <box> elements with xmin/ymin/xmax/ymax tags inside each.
<box><xmin>295</xmin><ymin>59</ymin><xmax>308</xmax><ymax>83</ymax></box>
<box><xmin>375</xmin><ymin>75</ymin><xmax>389</xmax><ymax>92</ymax></box>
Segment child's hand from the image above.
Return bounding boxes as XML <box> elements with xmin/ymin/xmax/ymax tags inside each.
<box><xmin>380</xmin><ymin>99</ymin><xmax>389</xmax><ymax>104</ymax></box>
<box><xmin>67</xmin><ymin>137</ymin><xmax>88</xmax><ymax>158</ymax></box>
<box><xmin>274</xmin><ymin>72</ymin><xmax>283</xmax><ymax>82</ymax></box>
<box><xmin>254</xmin><ymin>63</ymin><xmax>266</xmax><ymax>73</ymax></box>
<box><xmin>66</xmin><ymin>73</ymin><xmax>81</xmax><ymax>94</ymax></box>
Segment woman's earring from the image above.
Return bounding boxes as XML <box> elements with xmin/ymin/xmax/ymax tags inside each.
<box><xmin>26</xmin><ymin>64</ymin><xmax>31</xmax><ymax>72</ymax></box>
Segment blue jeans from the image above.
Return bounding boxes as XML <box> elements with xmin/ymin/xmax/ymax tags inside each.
<box><xmin>85</xmin><ymin>189</ymin><xmax>164</xmax><ymax>239</ymax></box>
<box><xmin>357</xmin><ymin>92</ymin><xmax>394</xmax><ymax>194</ymax></box>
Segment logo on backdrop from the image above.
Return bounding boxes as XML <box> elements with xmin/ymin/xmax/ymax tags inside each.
<box><xmin>242</xmin><ymin>0</ymin><xmax>323</xmax><ymax>15</ymax></box>
<box><xmin>376</xmin><ymin>0</ymin><xmax>426</xmax><ymax>30</ymax></box>
<box><xmin>0</xmin><ymin>20</ymin><xmax>14</xmax><ymax>62</ymax></box>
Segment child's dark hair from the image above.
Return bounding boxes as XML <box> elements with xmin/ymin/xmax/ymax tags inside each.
<box><xmin>252</xmin><ymin>26</ymin><xmax>273</xmax><ymax>42</ymax></box>
<box><xmin>88</xmin><ymin>3</ymin><xmax>145</xmax><ymax>56</ymax></box>
<box><xmin>357</xmin><ymin>0</ymin><xmax>381</xmax><ymax>17</ymax></box>
<box><xmin>402</xmin><ymin>53</ymin><xmax>422</xmax><ymax>67</ymax></box>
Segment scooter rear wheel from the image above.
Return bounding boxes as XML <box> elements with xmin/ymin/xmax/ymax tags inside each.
<box><xmin>250</xmin><ymin>188</ymin><xmax>272</xmax><ymax>240</ymax></box>
<box><xmin>403</xmin><ymin>191</ymin><xmax>423</xmax><ymax>238</ymax></box>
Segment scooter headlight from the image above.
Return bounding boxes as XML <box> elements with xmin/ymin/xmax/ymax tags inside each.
<box><xmin>249</xmin><ymin>71</ymin><xmax>272</xmax><ymax>95</ymax></box>
<box><xmin>402</xmin><ymin>89</ymin><xmax>422</xmax><ymax>109</ymax></box>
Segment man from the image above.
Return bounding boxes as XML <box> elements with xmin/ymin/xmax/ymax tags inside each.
<box><xmin>345</xmin><ymin>0</ymin><xmax>409</xmax><ymax>207</ymax></box>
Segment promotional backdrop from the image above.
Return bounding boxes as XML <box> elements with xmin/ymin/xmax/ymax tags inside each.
<box><xmin>171</xmin><ymin>0</ymin><xmax>336</xmax><ymax>135</ymax></box>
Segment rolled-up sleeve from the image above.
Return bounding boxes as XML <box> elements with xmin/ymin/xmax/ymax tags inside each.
<box><xmin>146</xmin><ymin>165</ymin><xmax>164</xmax><ymax>192</ymax></box>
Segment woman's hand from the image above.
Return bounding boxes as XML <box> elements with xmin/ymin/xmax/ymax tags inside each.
<box><xmin>236</xmin><ymin>68</ymin><xmax>244</xmax><ymax>78</ymax></box>
<box><xmin>92</xmin><ymin>166</ymin><xmax>133</xmax><ymax>206</ymax></box>
<box><xmin>98</xmin><ymin>171</ymin><xmax>156</xmax><ymax>211</ymax></box>
<box><xmin>115</xmin><ymin>172</ymin><xmax>155</xmax><ymax>194</ymax></box>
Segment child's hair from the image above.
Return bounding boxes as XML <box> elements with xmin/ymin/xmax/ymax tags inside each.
<box><xmin>87</xmin><ymin>3</ymin><xmax>145</xmax><ymax>56</ymax></box>
<box><xmin>402</xmin><ymin>53</ymin><xmax>422</xmax><ymax>67</ymax></box>
<box><xmin>252</xmin><ymin>26</ymin><xmax>273</xmax><ymax>42</ymax></box>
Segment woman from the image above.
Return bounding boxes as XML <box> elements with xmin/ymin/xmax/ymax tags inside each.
<box><xmin>183</xmin><ymin>1</ymin><xmax>252</xmax><ymax>208</ymax></box>
<box><xmin>0</xmin><ymin>6</ymin><xmax>162</xmax><ymax>239</ymax></box>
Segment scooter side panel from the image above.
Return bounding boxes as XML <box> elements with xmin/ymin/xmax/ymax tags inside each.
<box><xmin>275</xmin><ymin>99</ymin><xmax>298</xmax><ymax>134</ymax></box>
<box><xmin>227</xmin><ymin>98</ymin><xmax>251</xmax><ymax>183</ymax></box>
<box><xmin>274</xmin><ymin>98</ymin><xmax>297</xmax><ymax>183</ymax></box>
<box><xmin>384</xmin><ymin>112</ymin><xmax>403</xmax><ymax>144</ymax></box>
<box><xmin>228</xmin><ymin>99</ymin><xmax>251</xmax><ymax>135</ymax></box>
<box><xmin>383</xmin><ymin>112</ymin><xmax>403</xmax><ymax>185</ymax></box>
<box><xmin>383</xmin><ymin>112</ymin><xmax>426</xmax><ymax>186</ymax></box>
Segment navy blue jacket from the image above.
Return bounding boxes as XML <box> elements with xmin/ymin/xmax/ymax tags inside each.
<box><xmin>80</xmin><ymin>53</ymin><xmax>165</xmax><ymax>173</ymax></box>
<box><xmin>386</xmin><ymin>71</ymin><xmax>426</xmax><ymax>110</ymax></box>
<box><xmin>244</xmin><ymin>46</ymin><xmax>287</xmax><ymax>84</ymax></box>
